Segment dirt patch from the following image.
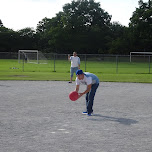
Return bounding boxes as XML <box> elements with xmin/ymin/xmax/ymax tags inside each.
<box><xmin>11</xmin><ymin>75</ymin><xmax>29</xmax><ymax>77</ymax></box>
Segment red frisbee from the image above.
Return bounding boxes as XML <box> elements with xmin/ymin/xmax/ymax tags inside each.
<box><xmin>69</xmin><ymin>91</ymin><xmax>78</xmax><ymax>101</ymax></box>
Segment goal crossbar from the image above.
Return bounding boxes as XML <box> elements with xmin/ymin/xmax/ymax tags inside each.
<box><xmin>130</xmin><ymin>52</ymin><xmax>152</xmax><ymax>62</ymax></box>
<box><xmin>19</xmin><ymin>50</ymin><xmax>38</xmax><ymax>53</ymax></box>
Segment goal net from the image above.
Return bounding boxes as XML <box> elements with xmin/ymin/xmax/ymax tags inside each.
<box><xmin>18</xmin><ymin>50</ymin><xmax>48</xmax><ymax>64</ymax></box>
<box><xmin>130</xmin><ymin>52</ymin><xmax>152</xmax><ymax>62</ymax></box>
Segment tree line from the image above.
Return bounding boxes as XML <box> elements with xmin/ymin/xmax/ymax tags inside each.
<box><xmin>0</xmin><ymin>0</ymin><xmax>152</xmax><ymax>54</ymax></box>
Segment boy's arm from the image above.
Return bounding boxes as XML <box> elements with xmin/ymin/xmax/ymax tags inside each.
<box><xmin>75</xmin><ymin>85</ymin><xmax>79</xmax><ymax>92</ymax></box>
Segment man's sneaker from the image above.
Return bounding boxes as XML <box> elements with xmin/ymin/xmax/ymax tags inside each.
<box><xmin>68</xmin><ymin>81</ymin><xmax>72</xmax><ymax>83</ymax></box>
<box><xmin>82</xmin><ymin>111</ymin><xmax>87</xmax><ymax>115</ymax></box>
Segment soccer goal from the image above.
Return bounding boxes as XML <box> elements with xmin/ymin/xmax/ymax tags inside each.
<box><xmin>18</xmin><ymin>50</ymin><xmax>48</xmax><ymax>64</ymax></box>
<box><xmin>130</xmin><ymin>52</ymin><xmax>152</xmax><ymax>62</ymax></box>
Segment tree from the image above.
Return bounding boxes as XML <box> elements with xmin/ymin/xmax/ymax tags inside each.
<box><xmin>18</xmin><ymin>28</ymin><xmax>35</xmax><ymax>37</ymax></box>
<box><xmin>107</xmin><ymin>22</ymin><xmax>131</xmax><ymax>54</ymax></box>
<box><xmin>129</xmin><ymin>0</ymin><xmax>152</xmax><ymax>51</ymax></box>
<box><xmin>0</xmin><ymin>27</ymin><xmax>20</xmax><ymax>52</ymax></box>
<box><xmin>36</xmin><ymin>17</ymin><xmax>51</xmax><ymax>33</ymax></box>
<box><xmin>47</xmin><ymin>14</ymin><xmax>72</xmax><ymax>53</ymax></box>
<box><xmin>47</xmin><ymin>0</ymin><xmax>112</xmax><ymax>53</ymax></box>
<box><xmin>36</xmin><ymin>17</ymin><xmax>53</xmax><ymax>52</ymax></box>
<box><xmin>0</xmin><ymin>19</ymin><xmax>3</xmax><ymax>27</ymax></box>
<box><xmin>63</xmin><ymin>0</ymin><xmax>111</xmax><ymax>30</ymax></box>
<box><xmin>0</xmin><ymin>27</ymin><xmax>38</xmax><ymax>52</ymax></box>
<box><xmin>17</xmin><ymin>28</ymin><xmax>37</xmax><ymax>50</ymax></box>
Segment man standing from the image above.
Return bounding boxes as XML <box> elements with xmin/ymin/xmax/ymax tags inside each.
<box><xmin>75</xmin><ymin>69</ymin><xmax>99</xmax><ymax>116</ymax></box>
<box><xmin>68</xmin><ymin>52</ymin><xmax>80</xmax><ymax>83</ymax></box>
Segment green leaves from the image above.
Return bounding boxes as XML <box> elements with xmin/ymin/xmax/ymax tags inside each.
<box><xmin>62</xmin><ymin>0</ymin><xmax>111</xmax><ymax>30</ymax></box>
<box><xmin>45</xmin><ymin>0</ymin><xmax>112</xmax><ymax>53</ymax></box>
<box><xmin>0</xmin><ymin>19</ymin><xmax>3</xmax><ymax>27</ymax></box>
<box><xmin>129</xmin><ymin>0</ymin><xmax>152</xmax><ymax>51</ymax></box>
<box><xmin>0</xmin><ymin>0</ymin><xmax>152</xmax><ymax>54</ymax></box>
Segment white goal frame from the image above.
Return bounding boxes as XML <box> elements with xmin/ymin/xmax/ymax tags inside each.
<box><xmin>18</xmin><ymin>50</ymin><xmax>39</xmax><ymax>64</ymax></box>
<box><xmin>130</xmin><ymin>52</ymin><xmax>152</xmax><ymax>62</ymax></box>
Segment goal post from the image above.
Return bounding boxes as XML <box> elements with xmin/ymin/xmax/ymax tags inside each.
<box><xmin>18</xmin><ymin>50</ymin><xmax>47</xmax><ymax>64</ymax></box>
<box><xmin>130</xmin><ymin>52</ymin><xmax>152</xmax><ymax>62</ymax></box>
<box><xmin>18</xmin><ymin>50</ymin><xmax>38</xmax><ymax>63</ymax></box>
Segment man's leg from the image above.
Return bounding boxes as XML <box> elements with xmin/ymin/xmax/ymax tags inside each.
<box><xmin>69</xmin><ymin>67</ymin><xmax>74</xmax><ymax>83</ymax></box>
<box><xmin>73</xmin><ymin>67</ymin><xmax>78</xmax><ymax>76</ymax></box>
<box><xmin>70</xmin><ymin>67</ymin><xmax>78</xmax><ymax>83</ymax></box>
<box><xmin>87</xmin><ymin>83</ymin><xmax>99</xmax><ymax>114</ymax></box>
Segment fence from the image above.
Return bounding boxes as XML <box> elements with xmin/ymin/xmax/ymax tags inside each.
<box><xmin>0</xmin><ymin>52</ymin><xmax>152</xmax><ymax>74</ymax></box>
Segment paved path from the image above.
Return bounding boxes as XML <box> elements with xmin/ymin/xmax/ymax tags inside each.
<box><xmin>0</xmin><ymin>81</ymin><xmax>152</xmax><ymax>152</ymax></box>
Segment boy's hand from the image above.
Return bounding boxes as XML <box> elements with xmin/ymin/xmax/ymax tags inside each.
<box><xmin>78</xmin><ymin>93</ymin><xmax>84</xmax><ymax>98</ymax></box>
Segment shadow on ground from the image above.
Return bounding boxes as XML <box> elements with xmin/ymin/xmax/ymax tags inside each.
<box><xmin>88</xmin><ymin>114</ymin><xmax>138</xmax><ymax>125</ymax></box>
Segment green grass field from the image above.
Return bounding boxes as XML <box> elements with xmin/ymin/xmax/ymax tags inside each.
<box><xmin>0</xmin><ymin>59</ymin><xmax>152</xmax><ymax>83</ymax></box>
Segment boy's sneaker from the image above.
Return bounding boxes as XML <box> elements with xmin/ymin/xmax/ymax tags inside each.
<box><xmin>82</xmin><ymin>112</ymin><xmax>93</xmax><ymax>116</ymax></box>
<box><xmin>87</xmin><ymin>112</ymin><xmax>93</xmax><ymax>116</ymax></box>
<box><xmin>82</xmin><ymin>111</ymin><xmax>87</xmax><ymax>115</ymax></box>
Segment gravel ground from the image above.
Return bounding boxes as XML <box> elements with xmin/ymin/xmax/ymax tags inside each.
<box><xmin>0</xmin><ymin>81</ymin><xmax>152</xmax><ymax>152</ymax></box>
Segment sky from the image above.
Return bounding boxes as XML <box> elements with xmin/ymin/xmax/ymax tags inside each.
<box><xmin>0</xmin><ymin>0</ymin><xmax>147</xmax><ymax>31</ymax></box>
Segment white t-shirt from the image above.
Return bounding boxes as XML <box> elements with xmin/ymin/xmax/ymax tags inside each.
<box><xmin>76</xmin><ymin>72</ymin><xmax>99</xmax><ymax>85</ymax></box>
<box><xmin>76</xmin><ymin>75</ymin><xmax>92</xmax><ymax>85</ymax></box>
<box><xmin>70</xmin><ymin>56</ymin><xmax>80</xmax><ymax>67</ymax></box>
